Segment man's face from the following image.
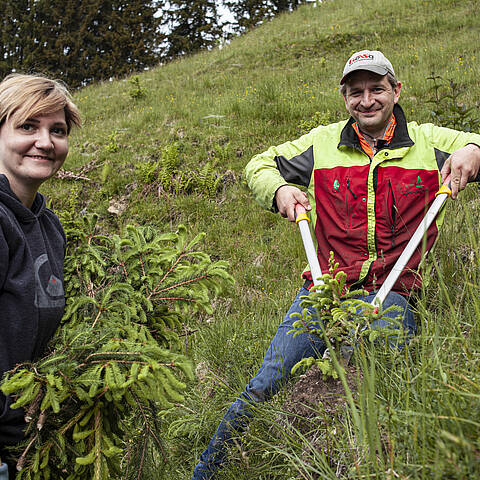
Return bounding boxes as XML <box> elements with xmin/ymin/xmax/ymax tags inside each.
<box><xmin>343</xmin><ymin>70</ymin><xmax>401</xmax><ymax>138</ymax></box>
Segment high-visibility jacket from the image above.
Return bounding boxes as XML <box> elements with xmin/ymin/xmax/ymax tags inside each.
<box><xmin>245</xmin><ymin>105</ymin><xmax>480</xmax><ymax>294</ymax></box>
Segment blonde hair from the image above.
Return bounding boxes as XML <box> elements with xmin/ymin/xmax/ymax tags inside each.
<box><xmin>0</xmin><ymin>73</ymin><xmax>81</xmax><ymax>133</ymax></box>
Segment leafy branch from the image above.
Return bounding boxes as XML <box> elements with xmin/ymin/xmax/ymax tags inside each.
<box><xmin>1</xmin><ymin>216</ymin><xmax>234</xmax><ymax>479</ymax></box>
<box><xmin>288</xmin><ymin>253</ymin><xmax>403</xmax><ymax>378</ymax></box>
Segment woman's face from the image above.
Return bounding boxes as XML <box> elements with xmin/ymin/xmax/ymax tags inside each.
<box><xmin>0</xmin><ymin>109</ymin><xmax>69</xmax><ymax>202</ymax></box>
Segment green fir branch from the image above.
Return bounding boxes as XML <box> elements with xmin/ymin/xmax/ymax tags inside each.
<box><xmin>1</xmin><ymin>218</ymin><xmax>233</xmax><ymax>479</ymax></box>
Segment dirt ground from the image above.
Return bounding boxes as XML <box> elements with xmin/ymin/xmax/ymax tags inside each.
<box><xmin>284</xmin><ymin>364</ymin><xmax>359</xmax><ymax>423</ymax></box>
<box><xmin>278</xmin><ymin>364</ymin><xmax>361</xmax><ymax>478</ymax></box>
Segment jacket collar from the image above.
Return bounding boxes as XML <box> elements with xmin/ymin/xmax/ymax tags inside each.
<box><xmin>338</xmin><ymin>104</ymin><xmax>414</xmax><ymax>150</ymax></box>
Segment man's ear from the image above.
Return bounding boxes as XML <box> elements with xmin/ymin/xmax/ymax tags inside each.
<box><xmin>393</xmin><ymin>81</ymin><xmax>402</xmax><ymax>104</ymax></box>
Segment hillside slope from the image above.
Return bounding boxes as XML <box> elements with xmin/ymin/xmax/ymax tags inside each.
<box><xmin>41</xmin><ymin>0</ymin><xmax>480</xmax><ymax>478</ymax></box>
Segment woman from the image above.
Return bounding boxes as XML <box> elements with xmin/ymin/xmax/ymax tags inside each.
<box><xmin>0</xmin><ymin>74</ymin><xmax>81</xmax><ymax>477</ymax></box>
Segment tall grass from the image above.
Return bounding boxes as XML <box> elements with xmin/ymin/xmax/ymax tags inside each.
<box><xmin>197</xmin><ymin>190</ymin><xmax>480</xmax><ymax>480</ymax></box>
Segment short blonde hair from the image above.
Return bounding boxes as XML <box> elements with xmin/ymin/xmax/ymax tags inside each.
<box><xmin>0</xmin><ymin>73</ymin><xmax>81</xmax><ymax>133</ymax></box>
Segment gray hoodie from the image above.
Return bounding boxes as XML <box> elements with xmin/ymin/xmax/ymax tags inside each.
<box><xmin>0</xmin><ymin>174</ymin><xmax>65</xmax><ymax>446</ymax></box>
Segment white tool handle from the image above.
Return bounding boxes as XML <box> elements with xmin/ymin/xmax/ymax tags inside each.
<box><xmin>372</xmin><ymin>184</ymin><xmax>452</xmax><ymax>308</ymax></box>
<box><xmin>295</xmin><ymin>204</ymin><xmax>323</xmax><ymax>286</ymax></box>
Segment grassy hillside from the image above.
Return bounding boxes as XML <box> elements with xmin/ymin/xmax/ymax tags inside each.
<box><xmin>40</xmin><ymin>0</ymin><xmax>480</xmax><ymax>478</ymax></box>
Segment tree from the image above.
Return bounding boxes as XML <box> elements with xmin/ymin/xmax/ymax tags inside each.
<box><xmin>1</xmin><ymin>216</ymin><xmax>234</xmax><ymax>479</ymax></box>
<box><xmin>223</xmin><ymin>0</ymin><xmax>304</xmax><ymax>35</ymax></box>
<box><xmin>0</xmin><ymin>0</ymin><xmax>162</xmax><ymax>88</ymax></box>
<box><xmin>0</xmin><ymin>0</ymin><xmax>36</xmax><ymax>77</ymax></box>
<box><xmin>271</xmin><ymin>0</ymin><xmax>303</xmax><ymax>12</ymax></box>
<box><xmin>160</xmin><ymin>0</ymin><xmax>222</xmax><ymax>60</ymax></box>
<box><xmin>224</xmin><ymin>0</ymin><xmax>274</xmax><ymax>33</ymax></box>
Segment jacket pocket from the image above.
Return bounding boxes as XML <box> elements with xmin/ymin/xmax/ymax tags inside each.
<box><xmin>345</xmin><ymin>179</ymin><xmax>358</xmax><ymax>229</ymax></box>
<box><xmin>387</xmin><ymin>179</ymin><xmax>397</xmax><ymax>247</ymax></box>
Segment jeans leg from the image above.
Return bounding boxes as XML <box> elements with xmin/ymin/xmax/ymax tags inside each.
<box><xmin>192</xmin><ymin>287</ymin><xmax>325</xmax><ymax>480</ymax></box>
<box><xmin>192</xmin><ymin>290</ymin><xmax>416</xmax><ymax>479</ymax></box>
<box><xmin>364</xmin><ymin>291</ymin><xmax>416</xmax><ymax>346</ymax></box>
<box><xmin>0</xmin><ymin>463</ymin><xmax>8</xmax><ymax>480</ymax></box>
<box><xmin>245</xmin><ymin>286</ymin><xmax>326</xmax><ymax>402</ymax></box>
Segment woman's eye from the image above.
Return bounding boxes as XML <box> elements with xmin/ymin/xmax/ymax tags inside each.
<box><xmin>19</xmin><ymin>123</ymin><xmax>35</xmax><ymax>132</ymax></box>
<box><xmin>52</xmin><ymin>127</ymin><xmax>67</xmax><ymax>136</ymax></box>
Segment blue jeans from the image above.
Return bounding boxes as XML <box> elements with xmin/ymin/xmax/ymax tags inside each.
<box><xmin>0</xmin><ymin>462</ymin><xmax>8</xmax><ymax>479</ymax></box>
<box><xmin>192</xmin><ymin>288</ymin><xmax>416</xmax><ymax>479</ymax></box>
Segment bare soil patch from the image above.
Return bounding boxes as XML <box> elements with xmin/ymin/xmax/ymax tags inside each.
<box><xmin>285</xmin><ymin>365</ymin><xmax>359</xmax><ymax>423</ymax></box>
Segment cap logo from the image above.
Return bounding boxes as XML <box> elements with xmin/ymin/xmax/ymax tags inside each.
<box><xmin>341</xmin><ymin>50</ymin><xmax>394</xmax><ymax>85</ymax></box>
<box><xmin>349</xmin><ymin>54</ymin><xmax>374</xmax><ymax>65</ymax></box>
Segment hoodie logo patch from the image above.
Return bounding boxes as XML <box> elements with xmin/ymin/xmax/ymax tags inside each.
<box><xmin>46</xmin><ymin>275</ymin><xmax>63</xmax><ymax>296</ymax></box>
<box><xmin>34</xmin><ymin>254</ymin><xmax>65</xmax><ymax>309</ymax></box>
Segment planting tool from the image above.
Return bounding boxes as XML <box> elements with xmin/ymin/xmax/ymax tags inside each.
<box><xmin>294</xmin><ymin>182</ymin><xmax>452</xmax><ymax>308</ymax></box>
<box><xmin>372</xmin><ymin>182</ymin><xmax>452</xmax><ymax>309</ymax></box>
<box><xmin>294</xmin><ymin>184</ymin><xmax>451</xmax><ymax>364</ymax></box>
<box><xmin>295</xmin><ymin>204</ymin><xmax>351</xmax><ymax>363</ymax></box>
<box><xmin>295</xmin><ymin>204</ymin><xmax>323</xmax><ymax>286</ymax></box>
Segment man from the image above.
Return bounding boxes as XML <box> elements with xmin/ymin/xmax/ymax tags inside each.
<box><xmin>192</xmin><ymin>50</ymin><xmax>480</xmax><ymax>479</ymax></box>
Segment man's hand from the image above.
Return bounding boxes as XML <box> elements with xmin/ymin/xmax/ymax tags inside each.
<box><xmin>440</xmin><ymin>144</ymin><xmax>480</xmax><ymax>199</ymax></box>
<box><xmin>275</xmin><ymin>185</ymin><xmax>311</xmax><ymax>222</ymax></box>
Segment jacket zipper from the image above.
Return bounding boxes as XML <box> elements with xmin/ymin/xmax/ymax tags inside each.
<box><xmin>345</xmin><ymin>179</ymin><xmax>357</xmax><ymax>229</ymax></box>
<box><xmin>347</xmin><ymin>179</ymin><xmax>358</xmax><ymax>199</ymax></box>
<box><xmin>388</xmin><ymin>179</ymin><xmax>397</xmax><ymax>247</ymax></box>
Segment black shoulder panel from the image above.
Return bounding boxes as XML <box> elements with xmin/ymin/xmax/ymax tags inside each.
<box><xmin>434</xmin><ymin>146</ymin><xmax>480</xmax><ymax>183</ymax></box>
<box><xmin>434</xmin><ymin>148</ymin><xmax>450</xmax><ymax>171</ymax></box>
<box><xmin>274</xmin><ymin>145</ymin><xmax>314</xmax><ymax>187</ymax></box>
